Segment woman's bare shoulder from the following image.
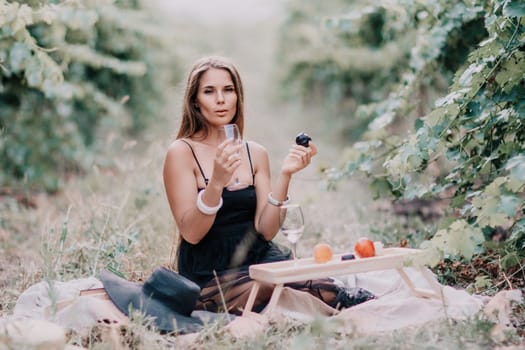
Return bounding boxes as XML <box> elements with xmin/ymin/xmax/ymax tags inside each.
<box><xmin>246</xmin><ymin>140</ymin><xmax>270</xmax><ymax>172</ymax></box>
<box><xmin>246</xmin><ymin>140</ymin><xmax>268</xmax><ymax>155</ymax></box>
<box><xmin>166</xmin><ymin>139</ymin><xmax>191</xmax><ymax>157</ymax></box>
<box><xmin>164</xmin><ymin>139</ymin><xmax>195</xmax><ymax>169</ymax></box>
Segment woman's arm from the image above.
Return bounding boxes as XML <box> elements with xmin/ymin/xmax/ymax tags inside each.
<box><xmin>251</xmin><ymin>141</ymin><xmax>317</xmax><ymax>240</ymax></box>
<box><xmin>163</xmin><ymin>139</ymin><xmax>241</xmax><ymax>244</ymax></box>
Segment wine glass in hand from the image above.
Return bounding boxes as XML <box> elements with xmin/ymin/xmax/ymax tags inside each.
<box><xmin>218</xmin><ymin>124</ymin><xmax>247</xmax><ymax>190</ymax></box>
<box><xmin>279</xmin><ymin>203</ymin><xmax>305</xmax><ymax>261</ymax></box>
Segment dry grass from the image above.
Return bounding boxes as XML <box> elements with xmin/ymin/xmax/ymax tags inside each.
<box><xmin>1</xmin><ymin>1</ymin><xmax>523</xmax><ymax>348</ymax></box>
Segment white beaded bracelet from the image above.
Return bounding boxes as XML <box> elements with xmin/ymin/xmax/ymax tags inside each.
<box><xmin>197</xmin><ymin>190</ymin><xmax>223</xmax><ymax>215</ymax></box>
<box><xmin>267</xmin><ymin>192</ymin><xmax>290</xmax><ymax>207</ymax></box>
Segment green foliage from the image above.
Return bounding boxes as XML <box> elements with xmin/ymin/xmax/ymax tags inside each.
<box><xmin>276</xmin><ymin>0</ymin><xmax>416</xmax><ymax>139</ymax></box>
<box><xmin>276</xmin><ymin>0</ymin><xmax>491</xmax><ymax>141</ymax></box>
<box><xmin>319</xmin><ymin>0</ymin><xmax>525</xmax><ymax>264</ymax></box>
<box><xmin>421</xmin><ymin>219</ymin><xmax>485</xmax><ymax>265</ymax></box>
<box><xmin>0</xmin><ymin>0</ymin><xmax>177</xmax><ymax>191</ymax></box>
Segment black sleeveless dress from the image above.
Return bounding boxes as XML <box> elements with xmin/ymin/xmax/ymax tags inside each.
<box><xmin>177</xmin><ymin>141</ymin><xmax>291</xmax><ymax>288</ymax></box>
<box><xmin>176</xmin><ymin>140</ymin><xmax>375</xmax><ymax>313</ymax></box>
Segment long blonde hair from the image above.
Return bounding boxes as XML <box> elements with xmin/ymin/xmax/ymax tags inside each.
<box><xmin>176</xmin><ymin>56</ymin><xmax>245</xmax><ymax>140</ymax></box>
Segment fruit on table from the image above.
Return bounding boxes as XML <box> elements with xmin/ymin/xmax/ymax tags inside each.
<box><xmin>313</xmin><ymin>243</ymin><xmax>333</xmax><ymax>263</ymax></box>
<box><xmin>295</xmin><ymin>132</ymin><xmax>312</xmax><ymax>147</ymax></box>
<box><xmin>354</xmin><ymin>237</ymin><xmax>376</xmax><ymax>258</ymax></box>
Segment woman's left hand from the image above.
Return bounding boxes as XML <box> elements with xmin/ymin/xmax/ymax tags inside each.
<box><xmin>280</xmin><ymin>142</ymin><xmax>318</xmax><ymax>176</ymax></box>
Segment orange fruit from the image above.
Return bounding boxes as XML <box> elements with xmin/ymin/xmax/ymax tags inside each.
<box><xmin>313</xmin><ymin>243</ymin><xmax>333</xmax><ymax>263</ymax></box>
<box><xmin>354</xmin><ymin>237</ymin><xmax>375</xmax><ymax>258</ymax></box>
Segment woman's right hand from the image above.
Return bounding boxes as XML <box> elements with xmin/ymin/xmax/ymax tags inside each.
<box><xmin>211</xmin><ymin>139</ymin><xmax>243</xmax><ymax>187</ymax></box>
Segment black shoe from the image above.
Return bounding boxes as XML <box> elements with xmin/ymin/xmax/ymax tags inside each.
<box><xmin>334</xmin><ymin>287</ymin><xmax>375</xmax><ymax>309</ymax></box>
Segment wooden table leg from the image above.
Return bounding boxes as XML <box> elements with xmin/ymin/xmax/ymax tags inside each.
<box><xmin>418</xmin><ymin>266</ymin><xmax>444</xmax><ymax>301</ymax></box>
<box><xmin>265</xmin><ymin>284</ymin><xmax>284</xmax><ymax>315</ymax></box>
<box><xmin>396</xmin><ymin>267</ymin><xmax>443</xmax><ymax>301</ymax></box>
<box><xmin>396</xmin><ymin>267</ymin><xmax>417</xmax><ymax>291</ymax></box>
<box><xmin>242</xmin><ymin>281</ymin><xmax>261</xmax><ymax>316</ymax></box>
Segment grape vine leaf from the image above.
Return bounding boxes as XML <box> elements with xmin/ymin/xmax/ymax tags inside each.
<box><xmin>503</xmin><ymin>0</ymin><xmax>525</xmax><ymax>17</ymax></box>
<box><xmin>12</xmin><ymin>4</ymin><xmax>32</xmax><ymax>33</ymax></box>
<box><xmin>508</xmin><ymin>217</ymin><xmax>525</xmax><ymax>249</ymax></box>
<box><xmin>421</xmin><ymin>219</ymin><xmax>484</xmax><ymax>265</ymax></box>
<box><xmin>495</xmin><ymin>52</ymin><xmax>525</xmax><ymax>94</ymax></box>
<box><xmin>8</xmin><ymin>42</ymin><xmax>31</xmax><ymax>73</ymax></box>
<box><xmin>472</xmin><ymin>177</ymin><xmax>519</xmax><ymax>228</ymax></box>
<box><xmin>369</xmin><ymin>177</ymin><xmax>392</xmax><ymax>200</ymax></box>
<box><xmin>505</xmin><ymin>154</ymin><xmax>525</xmax><ymax>191</ymax></box>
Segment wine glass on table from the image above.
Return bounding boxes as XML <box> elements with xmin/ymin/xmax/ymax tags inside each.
<box><xmin>218</xmin><ymin>124</ymin><xmax>247</xmax><ymax>191</ymax></box>
<box><xmin>279</xmin><ymin>203</ymin><xmax>305</xmax><ymax>262</ymax></box>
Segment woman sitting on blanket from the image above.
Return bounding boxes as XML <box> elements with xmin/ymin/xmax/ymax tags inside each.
<box><xmin>163</xmin><ymin>55</ymin><xmax>374</xmax><ymax>314</ymax></box>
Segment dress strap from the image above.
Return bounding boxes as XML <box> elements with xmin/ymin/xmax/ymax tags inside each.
<box><xmin>180</xmin><ymin>139</ymin><xmax>209</xmax><ymax>186</ymax></box>
<box><xmin>245</xmin><ymin>142</ymin><xmax>255</xmax><ymax>186</ymax></box>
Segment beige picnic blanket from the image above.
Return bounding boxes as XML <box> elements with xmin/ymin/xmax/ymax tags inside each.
<box><xmin>7</xmin><ymin>277</ymin><xmax>128</xmax><ymax>331</ymax></box>
<box><xmin>3</xmin><ymin>267</ymin><xmax>522</xmax><ymax>342</ymax></box>
<box><xmin>271</xmin><ymin>267</ymin><xmax>488</xmax><ymax>332</ymax></box>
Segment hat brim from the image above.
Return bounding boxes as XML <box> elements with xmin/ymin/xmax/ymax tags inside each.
<box><xmin>100</xmin><ymin>270</ymin><xmax>203</xmax><ymax>333</ymax></box>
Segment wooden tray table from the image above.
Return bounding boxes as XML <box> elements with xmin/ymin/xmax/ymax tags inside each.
<box><xmin>242</xmin><ymin>247</ymin><xmax>443</xmax><ymax>316</ymax></box>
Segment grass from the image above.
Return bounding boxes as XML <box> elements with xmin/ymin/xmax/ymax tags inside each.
<box><xmin>1</xmin><ymin>1</ymin><xmax>524</xmax><ymax>348</ymax></box>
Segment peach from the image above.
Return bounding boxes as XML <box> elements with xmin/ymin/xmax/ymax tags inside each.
<box><xmin>313</xmin><ymin>243</ymin><xmax>333</xmax><ymax>263</ymax></box>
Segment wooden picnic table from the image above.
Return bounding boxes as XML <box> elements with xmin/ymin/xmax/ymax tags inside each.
<box><xmin>243</xmin><ymin>247</ymin><xmax>443</xmax><ymax>316</ymax></box>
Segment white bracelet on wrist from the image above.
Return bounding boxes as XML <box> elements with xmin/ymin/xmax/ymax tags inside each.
<box><xmin>267</xmin><ymin>192</ymin><xmax>290</xmax><ymax>207</ymax></box>
<box><xmin>197</xmin><ymin>190</ymin><xmax>223</xmax><ymax>215</ymax></box>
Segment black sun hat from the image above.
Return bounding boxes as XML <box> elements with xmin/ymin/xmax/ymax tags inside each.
<box><xmin>100</xmin><ymin>267</ymin><xmax>204</xmax><ymax>333</ymax></box>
